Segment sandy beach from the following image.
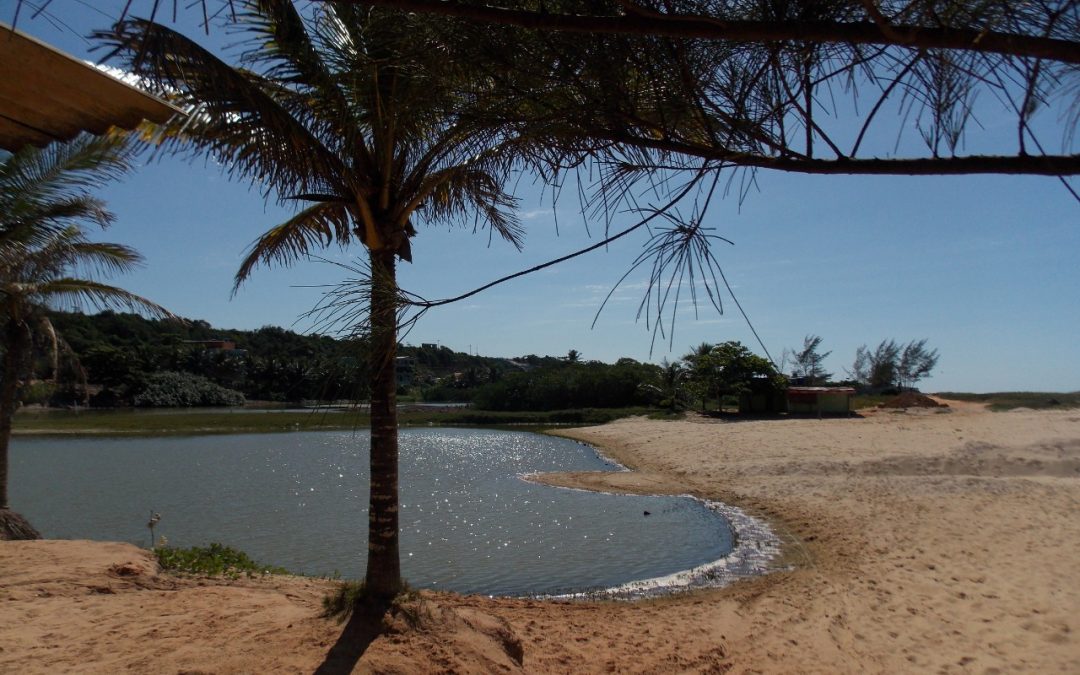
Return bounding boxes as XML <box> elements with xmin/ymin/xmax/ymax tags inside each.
<box><xmin>2</xmin><ymin>400</ymin><xmax>1079</xmax><ymax>673</ymax></box>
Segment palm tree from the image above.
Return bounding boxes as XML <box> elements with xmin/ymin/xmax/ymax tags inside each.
<box><xmin>641</xmin><ymin>358</ymin><xmax>688</xmax><ymax>411</ymax></box>
<box><xmin>682</xmin><ymin>342</ymin><xmax>715</xmax><ymax>411</ymax></box>
<box><xmin>0</xmin><ymin>133</ymin><xmax>171</xmax><ymax>540</ymax></box>
<box><xmin>100</xmin><ymin>2</ymin><xmax>525</xmax><ymax>598</ymax></box>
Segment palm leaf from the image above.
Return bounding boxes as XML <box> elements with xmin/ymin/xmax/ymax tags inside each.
<box><xmin>0</xmin><ymin>197</ymin><xmax>114</xmax><ymax>253</ymax></box>
<box><xmin>32</xmin><ymin>278</ymin><xmax>172</xmax><ymax>318</ymax></box>
<box><xmin>0</xmin><ymin>134</ymin><xmax>134</xmax><ymax>210</ymax></box>
<box><xmin>243</xmin><ymin>0</ymin><xmax>372</xmax><ymax>171</ymax></box>
<box><xmin>234</xmin><ymin>200</ymin><xmax>352</xmax><ymax>290</ymax></box>
<box><xmin>96</xmin><ymin>19</ymin><xmax>354</xmax><ymax>199</ymax></box>
<box><xmin>414</xmin><ymin>165</ymin><xmax>523</xmax><ymax>249</ymax></box>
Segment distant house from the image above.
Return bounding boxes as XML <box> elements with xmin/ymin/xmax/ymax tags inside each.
<box><xmin>183</xmin><ymin>339</ymin><xmax>247</xmax><ymax>358</ymax></box>
<box><xmin>185</xmin><ymin>339</ymin><xmax>237</xmax><ymax>351</ymax></box>
<box><xmin>421</xmin><ymin>342</ymin><xmax>438</xmax><ymax>350</ymax></box>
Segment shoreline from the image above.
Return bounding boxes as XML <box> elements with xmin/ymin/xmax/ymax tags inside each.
<box><xmin>543</xmin><ymin>498</ymin><xmax>784</xmax><ymax>600</ymax></box>
<box><xmin>522</xmin><ymin>437</ymin><xmax>785</xmax><ymax>600</ymax></box>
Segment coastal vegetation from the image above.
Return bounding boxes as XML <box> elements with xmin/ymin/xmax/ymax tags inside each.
<box><xmin>45</xmin><ymin>310</ymin><xmax>372</xmax><ymax>406</ymax></box>
<box><xmin>25</xmin><ymin>310</ymin><xmax>793</xmax><ymax>416</ymax></box>
<box><xmin>783</xmin><ymin>335</ymin><xmax>831</xmax><ymax>386</ymax></box>
<box><xmin>19</xmin><ymin>308</ymin><xmax>1074</xmax><ymax>433</ymax></box>
<box><xmin>154</xmin><ymin>542</ymin><xmax>288</xmax><ymax>578</ymax></box>
<box><xmin>681</xmin><ymin>341</ymin><xmax>786</xmax><ymax>412</ymax></box>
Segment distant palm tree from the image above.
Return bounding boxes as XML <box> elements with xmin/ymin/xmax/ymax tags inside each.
<box><xmin>682</xmin><ymin>342</ymin><xmax>715</xmax><ymax>411</ymax></box>
<box><xmin>0</xmin><ymin>134</ymin><xmax>170</xmax><ymax>540</ymax></box>
<box><xmin>641</xmin><ymin>358</ymin><xmax>688</xmax><ymax>411</ymax></box>
<box><xmin>101</xmin><ymin>2</ymin><xmax>525</xmax><ymax>598</ymax></box>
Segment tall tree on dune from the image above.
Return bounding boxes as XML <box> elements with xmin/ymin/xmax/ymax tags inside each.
<box><xmin>100</xmin><ymin>1</ymin><xmax>527</xmax><ymax>599</ymax></box>
<box><xmin>0</xmin><ymin>133</ymin><xmax>171</xmax><ymax>540</ymax></box>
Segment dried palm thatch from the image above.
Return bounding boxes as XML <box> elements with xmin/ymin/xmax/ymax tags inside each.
<box><xmin>0</xmin><ymin>508</ymin><xmax>41</xmax><ymax>540</ymax></box>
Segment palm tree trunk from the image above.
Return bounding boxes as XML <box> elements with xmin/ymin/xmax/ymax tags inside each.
<box><xmin>0</xmin><ymin>319</ymin><xmax>29</xmax><ymax>510</ymax></box>
<box><xmin>0</xmin><ymin>319</ymin><xmax>41</xmax><ymax>540</ymax></box>
<box><xmin>364</xmin><ymin>247</ymin><xmax>401</xmax><ymax>598</ymax></box>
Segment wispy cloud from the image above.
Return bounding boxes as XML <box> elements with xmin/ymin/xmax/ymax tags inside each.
<box><xmin>519</xmin><ymin>208</ymin><xmax>556</xmax><ymax>221</ymax></box>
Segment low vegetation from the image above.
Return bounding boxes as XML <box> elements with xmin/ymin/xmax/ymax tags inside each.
<box><xmin>131</xmin><ymin>371</ymin><xmax>246</xmax><ymax>407</ymax></box>
<box><xmin>321</xmin><ymin>579</ymin><xmax>422</xmax><ymax>626</ymax></box>
<box><xmin>321</xmin><ymin>580</ymin><xmax>371</xmax><ymax>622</ymax></box>
<box><xmin>154</xmin><ymin>543</ymin><xmax>287</xmax><ymax>578</ymax></box>
<box><xmin>935</xmin><ymin>392</ymin><xmax>1080</xmax><ymax>411</ymax></box>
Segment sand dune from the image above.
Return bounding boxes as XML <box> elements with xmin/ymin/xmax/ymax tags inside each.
<box><xmin>2</xmin><ymin>401</ymin><xmax>1078</xmax><ymax>673</ymax></box>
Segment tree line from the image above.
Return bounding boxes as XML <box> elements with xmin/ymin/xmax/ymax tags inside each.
<box><xmin>39</xmin><ymin>310</ymin><xmax>367</xmax><ymax>406</ymax></box>
<box><xmin>36</xmin><ymin>311</ymin><xmax>799</xmax><ymax>413</ymax></box>
<box><xmin>37</xmin><ymin>310</ymin><xmax>540</xmax><ymax>407</ymax></box>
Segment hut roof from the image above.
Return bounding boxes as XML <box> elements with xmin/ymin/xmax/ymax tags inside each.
<box><xmin>0</xmin><ymin>23</ymin><xmax>177</xmax><ymax>151</ymax></box>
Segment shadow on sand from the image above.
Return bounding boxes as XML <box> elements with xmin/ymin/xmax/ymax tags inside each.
<box><xmin>313</xmin><ymin>599</ymin><xmax>392</xmax><ymax>675</ymax></box>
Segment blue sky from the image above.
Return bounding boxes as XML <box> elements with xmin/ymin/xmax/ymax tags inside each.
<box><xmin>12</xmin><ymin>2</ymin><xmax>1079</xmax><ymax>392</ymax></box>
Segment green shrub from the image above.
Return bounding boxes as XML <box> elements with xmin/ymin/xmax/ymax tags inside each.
<box><xmin>132</xmin><ymin>371</ymin><xmax>245</xmax><ymax>407</ymax></box>
<box><xmin>154</xmin><ymin>543</ymin><xmax>286</xmax><ymax>578</ymax></box>
<box><xmin>88</xmin><ymin>388</ymin><xmax>126</xmax><ymax>408</ymax></box>
<box><xmin>322</xmin><ymin>580</ymin><xmax>369</xmax><ymax>622</ymax></box>
<box><xmin>18</xmin><ymin>381</ymin><xmax>55</xmax><ymax>405</ymax></box>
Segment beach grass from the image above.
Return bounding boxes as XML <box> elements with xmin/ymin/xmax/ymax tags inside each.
<box><xmin>12</xmin><ymin>406</ymin><xmax>654</xmax><ymax>435</ymax></box>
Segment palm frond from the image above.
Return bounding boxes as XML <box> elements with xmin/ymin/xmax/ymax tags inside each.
<box><xmin>234</xmin><ymin>200</ymin><xmax>351</xmax><ymax>290</ymax></box>
<box><xmin>48</xmin><ymin>241</ymin><xmax>145</xmax><ymax>279</ymax></box>
<box><xmin>32</xmin><ymin>278</ymin><xmax>172</xmax><ymax>318</ymax></box>
<box><xmin>0</xmin><ymin>133</ymin><xmax>134</xmax><ymax>210</ymax></box>
<box><xmin>35</xmin><ymin>315</ymin><xmax>59</xmax><ymax>383</ymax></box>
<box><xmin>0</xmin><ymin>135</ymin><xmax>130</xmax><ymax>251</ymax></box>
<box><xmin>243</xmin><ymin>0</ymin><xmax>370</xmax><ymax>164</ymax></box>
<box><xmin>96</xmin><ymin>18</ymin><xmax>354</xmax><ymax>199</ymax></box>
<box><xmin>0</xmin><ymin>197</ymin><xmax>114</xmax><ymax>252</ymax></box>
<box><xmin>414</xmin><ymin>165</ymin><xmax>523</xmax><ymax>249</ymax></box>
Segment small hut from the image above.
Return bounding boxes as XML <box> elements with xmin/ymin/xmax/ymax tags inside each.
<box><xmin>785</xmin><ymin>386</ymin><xmax>856</xmax><ymax>416</ymax></box>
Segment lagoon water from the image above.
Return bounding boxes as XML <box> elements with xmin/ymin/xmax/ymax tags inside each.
<box><xmin>10</xmin><ymin>428</ymin><xmax>733</xmax><ymax>595</ymax></box>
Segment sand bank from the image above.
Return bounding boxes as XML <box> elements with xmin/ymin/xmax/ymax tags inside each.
<box><xmin>2</xmin><ymin>401</ymin><xmax>1079</xmax><ymax>673</ymax></box>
